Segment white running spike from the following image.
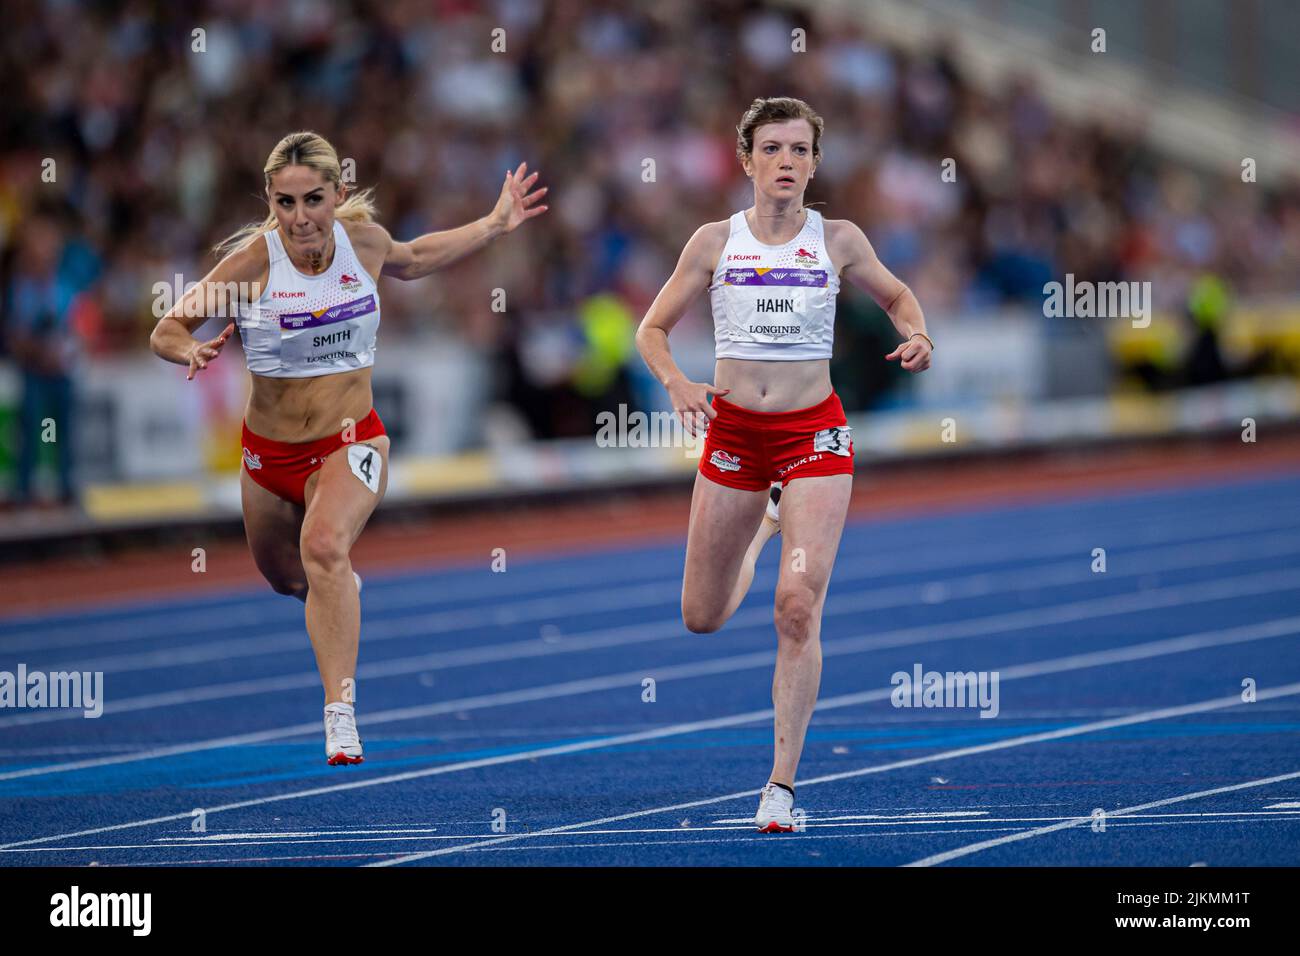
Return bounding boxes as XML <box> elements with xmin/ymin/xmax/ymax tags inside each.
<box><xmin>754</xmin><ymin>782</ymin><xmax>795</xmax><ymax>833</ymax></box>
<box><xmin>324</xmin><ymin>702</ymin><xmax>364</xmax><ymax>765</ymax></box>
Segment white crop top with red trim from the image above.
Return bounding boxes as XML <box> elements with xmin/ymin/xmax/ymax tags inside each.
<box><xmin>237</xmin><ymin>220</ymin><xmax>380</xmax><ymax>378</ymax></box>
<box><xmin>707</xmin><ymin>208</ymin><xmax>839</xmax><ymax>361</ymax></box>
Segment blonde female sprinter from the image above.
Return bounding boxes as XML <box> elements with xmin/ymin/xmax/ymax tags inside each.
<box><xmin>151</xmin><ymin>131</ymin><xmax>547</xmax><ymax>764</ymax></box>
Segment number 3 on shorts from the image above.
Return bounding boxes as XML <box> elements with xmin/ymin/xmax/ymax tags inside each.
<box><xmin>347</xmin><ymin>443</ymin><xmax>382</xmax><ymax>494</ymax></box>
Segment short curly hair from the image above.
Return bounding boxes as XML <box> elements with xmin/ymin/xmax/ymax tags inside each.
<box><xmin>735</xmin><ymin>97</ymin><xmax>824</xmax><ymax>165</ymax></box>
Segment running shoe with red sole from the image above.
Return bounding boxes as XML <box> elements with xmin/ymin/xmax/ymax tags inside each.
<box><xmin>754</xmin><ymin>782</ymin><xmax>795</xmax><ymax>832</ymax></box>
<box><xmin>324</xmin><ymin>701</ymin><xmax>364</xmax><ymax>765</ymax></box>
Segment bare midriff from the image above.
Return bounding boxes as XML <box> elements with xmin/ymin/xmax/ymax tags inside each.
<box><xmin>244</xmin><ymin>367</ymin><xmax>374</xmax><ymax>443</ymax></box>
<box><xmin>713</xmin><ymin>357</ymin><xmax>832</xmax><ymax>412</ymax></box>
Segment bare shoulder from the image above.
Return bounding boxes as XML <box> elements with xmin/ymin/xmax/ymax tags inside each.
<box><xmin>696</xmin><ymin>218</ymin><xmax>732</xmax><ymax>239</ymax></box>
<box><xmin>823</xmin><ymin>217</ymin><xmax>869</xmax><ymax>247</ymax></box>
<box><xmin>683</xmin><ymin>218</ymin><xmax>730</xmax><ymax>270</ymax></box>
<box><xmin>341</xmin><ymin>219</ymin><xmax>392</xmax><ymax>256</ymax></box>
<box><xmin>212</xmin><ymin>231</ymin><xmax>269</xmax><ymax>284</ymax></box>
<box><xmin>823</xmin><ymin>217</ymin><xmax>873</xmax><ymax>268</ymax></box>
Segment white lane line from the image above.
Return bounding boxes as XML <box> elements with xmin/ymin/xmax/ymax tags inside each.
<box><xmin>13</xmin><ymin>814</ymin><xmax>1298</xmax><ymax>860</ymax></box>
<box><xmin>5</xmin><ymin>568</ymin><xmax>1298</xmax><ymax>782</ymax></box>
<box><xmin>905</xmin><ymin>769</ymin><xmax>1300</xmax><ymax>867</ymax></box>
<box><xmin>163</xmin><ymin>828</ymin><xmax>442</xmax><ymax>840</ymax></box>
<box><xmin>16</xmin><ymin>508</ymin><xmax>1295</xmax><ymax>670</ymax></box>
<box><xmin>122</xmin><ymin>807</ymin><xmax>1300</xmax><ymax>864</ymax></box>
<box><xmin>9</xmin><ymin>526</ymin><xmax>1299</xmax><ymax>727</ymax></box>
<box><xmin>415</xmin><ymin>815</ymin><xmax>1300</xmax><ymax>855</ymax></box>
<box><xmin>46</xmin><ymin>580</ymin><xmax>682</xmax><ymax>675</ymax></box>
<box><xmin>1264</xmin><ymin>801</ymin><xmax>1300</xmax><ymax>808</ymax></box>
<box><xmin>0</xmin><ymin>745</ymin><xmax>142</xmax><ymax>756</ymax></box>
<box><xmin>12</xmin><ymin>810</ymin><xmax>1300</xmax><ymax>856</ymax></box>
<box><xmin>7</xmin><ymin>621</ymin><xmax>1299</xmax><ymax>853</ymax></box>
<box><xmin>371</xmin><ymin>681</ymin><xmax>1300</xmax><ymax>865</ymax></box>
<box><xmin>2</xmin><ymin>837</ymin><xmax>466</xmax><ymax>852</ymax></box>
<box><xmin>130</xmin><ymin>853</ymin><xmax>434</xmax><ymax>865</ymax></box>
<box><xmin>11</xmin><ymin>526</ymin><xmax>1299</xmax><ymax>726</ymax></box>
<box><xmin>0</xmin><ymin>705</ymin><xmax>806</xmax><ymax>851</ymax></box>
<box><xmin>10</xmin><ymin>530</ymin><xmax>1300</xmax><ymax>717</ymax></box>
<box><xmin>132</xmin><ymin>831</ymin><xmax>1041</xmax><ymax>865</ymax></box>
<box><xmin>4</xmin><ymin>490</ymin><xmax>1275</xmax><ymax>651</ymax></box>
<box><xmin>714</xmin><ymin>810</ymin><xmax>1300</xmax><ymax>824</ymax></box>
<box><xmin>0</xmin><ymin>552</ymin><xmax>688</xmax><ymax>654</ymax></box>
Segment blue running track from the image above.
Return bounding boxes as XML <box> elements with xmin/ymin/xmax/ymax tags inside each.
<box><xmin>1</xmin><ymin>470</ymin><xmax>1298</xmax><ymax>866</ymax></box>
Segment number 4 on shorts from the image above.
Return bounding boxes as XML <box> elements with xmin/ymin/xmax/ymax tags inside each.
<box><xmin>347</xmin><ymin>443</ymin><xmax>382</xmax><ymax>494</ymax></box>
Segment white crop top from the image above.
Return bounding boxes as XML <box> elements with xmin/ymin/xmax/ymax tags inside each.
<box><xmin>707</xmin><ymin>208</ymin><xmax>839</xmax><ymax>361</ymax></box>
<box><xmin>237</xmin><ymin>220</ymin><xmax>380</xmax><ymax>378</ymax></box>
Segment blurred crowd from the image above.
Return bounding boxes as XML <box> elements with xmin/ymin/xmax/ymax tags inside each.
<box><xmin>3</xmin><ymin>0</ymin><xmax>1300</xmax><ymax>501</ymax></box>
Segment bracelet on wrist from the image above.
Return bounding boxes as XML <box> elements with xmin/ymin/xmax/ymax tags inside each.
<box><xmin>910</xmin><ymin>331</ymin><xmax>934</xmax><ymax>350</ymax></box>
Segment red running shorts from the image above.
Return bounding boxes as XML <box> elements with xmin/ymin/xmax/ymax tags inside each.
<box><xmin>241</xmin><ymin>408</ymin><xmax>386</xmax><ymax>506</ymax></box>
<box><xmin>698</xmin><ymin>391</ymin><xmax>854</xmax><ymax>492</ymax></box>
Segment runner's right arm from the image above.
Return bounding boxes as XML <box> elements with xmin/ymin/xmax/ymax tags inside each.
<box><xmin>149</xmin><ymin>240</ymin><xmax>267</xmax><ymax>380</ymax></box>
<box><xmin>635</xmin><ymin>223</ymin><xmax>729</xmax><ymax>434</ymax></box>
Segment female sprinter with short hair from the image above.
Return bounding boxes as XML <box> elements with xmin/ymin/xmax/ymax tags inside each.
<box><xmin>151</xmin><ymin>131</ymin><xmax>547</xmax><ymax>764</ymax></box>
<box><xmin>636</xmin><ymin>97</ymin><xmax>932</xmax><ymax>831</ymax></box>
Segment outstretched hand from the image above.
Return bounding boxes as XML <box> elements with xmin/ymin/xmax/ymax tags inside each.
<box><xmin>187</xmin><ymin>323</ymin><xmax>235</xmax><ymax>380</ymax></box>
<box><xmin>491</xmin><ymin>162</ymin><xmax>549</xmax><ymax>233</ymax></box>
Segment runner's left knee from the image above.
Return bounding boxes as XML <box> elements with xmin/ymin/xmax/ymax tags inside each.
<box><xmin>774</xmin><ymin>585</ymin><xmax>815</xmax><ymax>644</ymax></box>
<box><xmin>300</xmin><ymin>523</ymin><xmax>351</xmax><ymax>579</ymax></box>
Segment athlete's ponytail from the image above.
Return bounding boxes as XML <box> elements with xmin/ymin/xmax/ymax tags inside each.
<box><xmin>335</xmin><ymin>187</ymin><xmax>379</xmax><ymax>226</ymax></box>
<box><xmin>213</xmin><ymin>131</ymin><xmax>378</xmax><ymax>259</ymax></box>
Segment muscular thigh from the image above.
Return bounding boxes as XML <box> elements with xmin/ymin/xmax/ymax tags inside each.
<box><xmin>301</xmin><ymin>435</ymin><xmax>390</xmax><ymax>549</ymax></box>
<box><xmin>241</xmin><ymin>467</ymin><xmax>307</xmax><ymax>578</ymax></box>
<box><xmin>775</xmin><ymin>474</ymin><xmax>853</xmax><ymax>599</ymax></box>
<box><xmin>682</xmin><ymin>472</ymin><xmax>769</xmax><ymax>612</ymax></box>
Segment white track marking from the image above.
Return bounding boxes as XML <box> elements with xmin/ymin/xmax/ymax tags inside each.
<box><xmin>0</xmin><ymin>555</ymin><xmax>685</xmax><ymax>653</ymax></box>
<box><xmin>9</xmin><ymin>530</ymin><xmax>1300</xmax><ymax>732</ymax></box>
<box><xmin>3</xmin><ymin>492</ymin><xmax>1277</xmax><ymax>652</ymax></box>
<box><xmin>7</xmin><ymin>627</ymin><xmax>1300</xmax><ymax>853</ymax></box>
<box><xmin>131</xmin><ymin>853</ymin><xmax>421</xmax><ymax>865</ymax></box>
<box><xmin>145</xmin><ymin>831</ymin><xmax>1044</xmax><ymax>865</ymax></box>
<box><xmin>0</xmin><ymin>705</ymin><xmax>810</xmax><ymax>851</ymax></box>
<box><xmin>2</xmin><ymin>837</ymin><xmax>465</xmax><ymax>852</ymax></box>
<box><xmin>6</xmin><ymin>536</ymin><xmax>1299</xmax><ymax>732</ymax></box>
<box><xmin>0</xmin><ymin>827</ymin><xmax>1034</xmax><ymax>857</ymax></box>
<box><xmin>1264</xmin><ymin>801</ymin><xmax>1300</xmax><ymax>808</ymax></box>
<box><xmin>371</xmin><ymin>681</ymin><xmax>1300</xmax><ymax>865</ymax></box>
<box><xmin>168</xmin><ymin>828</ymin><xmax>442</xmax><ymax>840</ymax></box>
<box><xmin>905</xmin><ymin>769</ymin><xmax>1300</xmax><ymax>866</ymax></box>
<box><xmin>402</xmin><ymin>815</ymin><xmax>1300</xmax><ymax>855</ymax></box>
<box><xmin>5</xmin><ymin>574</ymin><xmax>1298</xmax><ymax>783</ymax></box>
<box><xmin>13</xmin><ymin>511</ymin><xmax>1295</xmax><ymax>671</ymax></box>
<box><xmin>10</xmin><ymin>813</ymin><xmax>1298</xmax><ymax>859</ymax></box>
<box><xmin>45</xmin><ymin>580</ymin><xmax>681</xmax><ymax>674</ymax></box>
<box><xmin>0</xmin><ymin>745</ymin><xmax>141</xmax><ymax>756</ymax></box>
<box><xmin>118</xmin><ymin>809</ymin><xmax>1300</xmax><ymax>864</ymax></box>
<box><xmin>713</xmin><ymin>811</ymin><xmax>994</xmax><ymax>823</ymax></box>
<box><xmin>714</xmin><ymin>810</ymin><xmax>1300</xmax><ymax>825</ymax></box>
<box><xmin>43</xmin><ymin>520</ymin><xmax>1300</xmax><ymax>672</ymax></box>
<box><xmin>10</xmin><ymin>809</ymin><xmax>1299</xmax><ymax>856</ymax></box>
<box><xmin>7</xmin><ymin>530</ymin><xmax>1295</xmax><ymax>729</ymax></box>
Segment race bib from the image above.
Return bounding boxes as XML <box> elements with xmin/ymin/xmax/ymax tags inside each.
<box><xmin>278</xmin><ymin>295</ymin><xmax>378</xmax><ymax>370</ymax></box>
<box><xmin>347</xmin><ymin>443</ymin><xmax>382</xmax><ymax>493</ymax></box>
<box><xmin>813</xmin><ymin>425</ymin><xmax>852</xmax><ymax>456</ymax></box>
<box><xmin>722</xmin><ymin>269</ymin><xmax>826</xmax><ymax>344</ymax></box>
